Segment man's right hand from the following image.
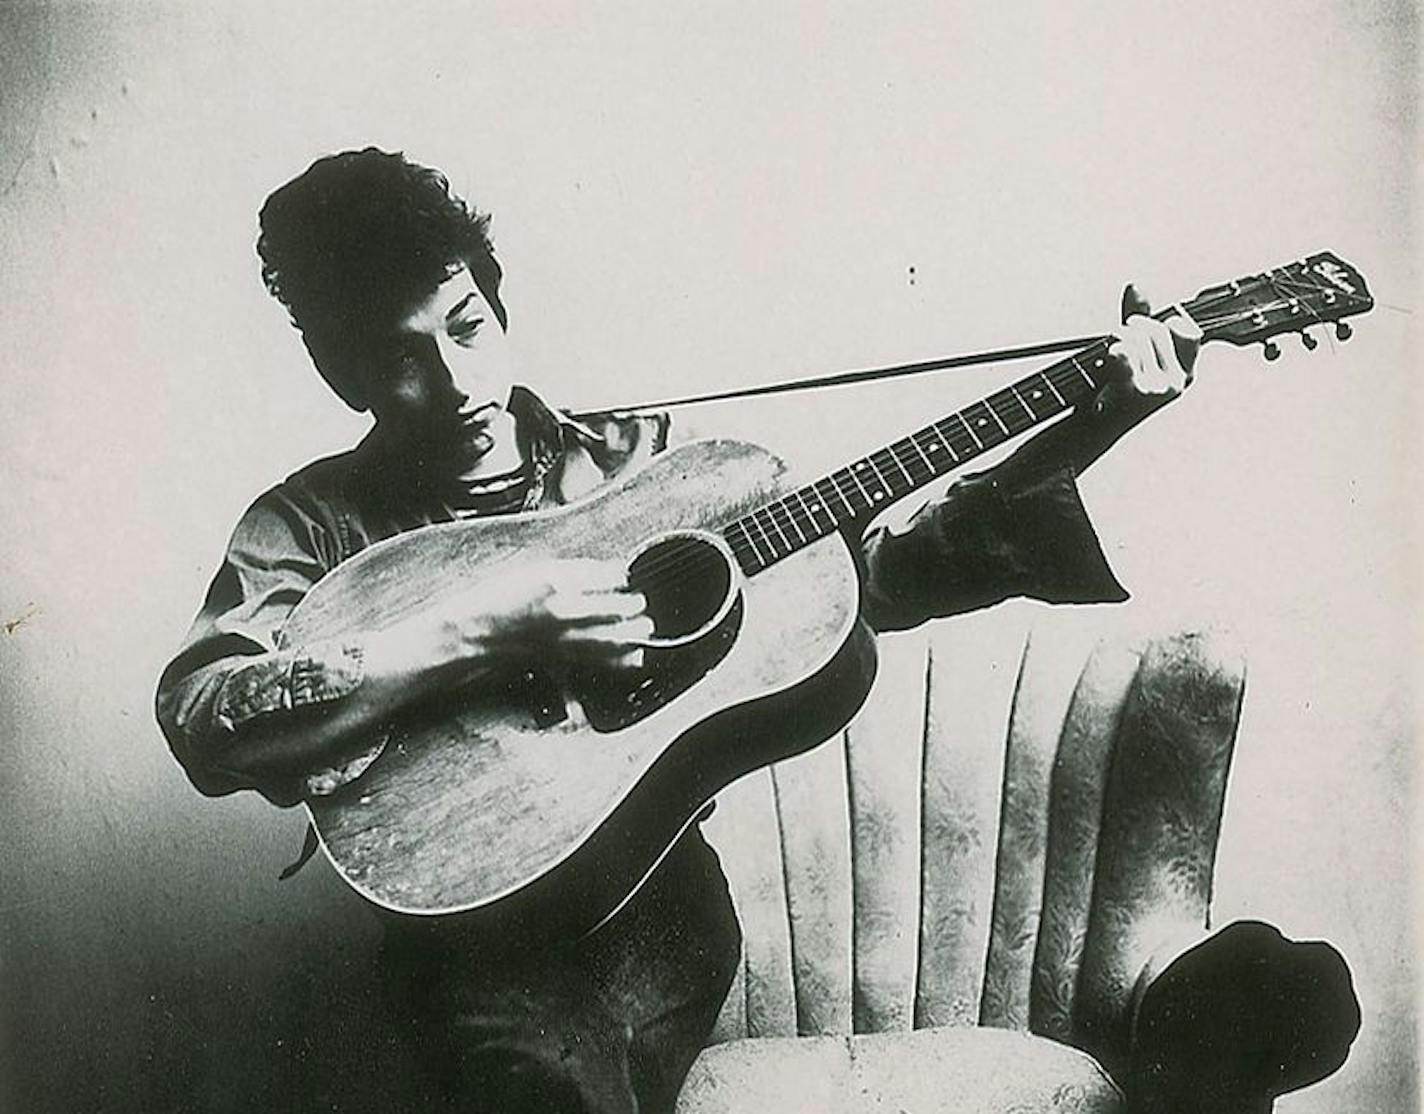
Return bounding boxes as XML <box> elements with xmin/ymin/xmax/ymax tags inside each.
<box><xmin>370</xmin><ymin>558</ymin><xmax>655</xmax><ymax>680</ymax></box>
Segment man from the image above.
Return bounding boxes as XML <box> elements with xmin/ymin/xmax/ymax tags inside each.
<box><xmin>156</xmin><ymin>147</ymin><xmax>1199</xmax><ymax>1113</ymax></box>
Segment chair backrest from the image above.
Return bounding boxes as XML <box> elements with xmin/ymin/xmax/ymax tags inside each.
<box><xmin>701</xmin><ymin>610</ymin><xmax>1245</xmax><ymax>1074</ymax></box>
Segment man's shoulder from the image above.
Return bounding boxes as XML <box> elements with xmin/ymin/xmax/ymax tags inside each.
<box><xmin>233</xmin><ymin>444</ymin><xmax>371</xmax><ymax>535</ymax></box>
<box><xmin>280</xmin><ymin>443</ymin><xmax>371</xmax><ymax>500</ymax></box>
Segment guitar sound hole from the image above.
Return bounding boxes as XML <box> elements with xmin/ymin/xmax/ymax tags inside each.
<box><xmin>570</xmin><ymin>532</ymin><xmax>742</xmax><ymax>732</ymax></box>
<box><xmin>626</xmin><ymin>533</ymin><xmax>736</xmax><ymax>645</ymax></box>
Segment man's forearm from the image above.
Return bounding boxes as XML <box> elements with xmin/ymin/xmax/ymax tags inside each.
<box><xmin>207</xmin><ymin>627</ymin><xmax>472</xmax><ymax>785</ymax></box>
<box><xmin>992</xmin><ymin>388</ymin><xmax>1172</xmax><ymax>488</ymax></box>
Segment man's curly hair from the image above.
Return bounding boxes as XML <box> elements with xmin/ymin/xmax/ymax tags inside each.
<box><xmin>256</xmin><ymin>148</ymin><xmax>505</xmax><ymax>409</ymax></box>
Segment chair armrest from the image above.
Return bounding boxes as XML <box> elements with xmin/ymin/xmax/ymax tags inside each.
<box><xmin>1122</xmin><ymin>920</ymin><xmax>1360</xmax><ymax>1114</ymax></box>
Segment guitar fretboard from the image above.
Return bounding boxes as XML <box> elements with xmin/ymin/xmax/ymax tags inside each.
<box><xmin>715</xmin><ymin>252</ymin><xmax>1375</xmax><ymax>576</ymax></box>
<box><xmin>721</xmin><ymin>340</ymin><xmax>1112</xmax><ymax>574</ymax></box>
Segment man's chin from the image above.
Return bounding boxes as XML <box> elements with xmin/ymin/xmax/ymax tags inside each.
<box><xmin>410</xmin><ymin>430</ymin><xmax>493</xmax><ymax>478</ymax></box>
<box><xmin>451</xmin><ymin>442</ymin><xmax>498</xmax><ymax>479</ymax></box>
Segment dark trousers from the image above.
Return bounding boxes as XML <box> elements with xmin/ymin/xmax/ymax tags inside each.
<box><xmin>380</xmin><ymin>829</ymin><xmax>742</xmax><ymax>1114</ymax></box>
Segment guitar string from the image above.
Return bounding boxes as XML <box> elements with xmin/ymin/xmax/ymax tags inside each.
<box><xmin>616</xmin><ymin>287</ymin><xmax>1367</xmax><ymax>589</ymax></box>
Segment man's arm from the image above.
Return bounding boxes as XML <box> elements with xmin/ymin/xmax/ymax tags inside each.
<box><xmin>156</xmin><ymin>488</ymin><xmax>353</xmax><ymax>802</ymax></box>
<box><xmin>857</xmin><ymin>292</ymin><xmax>1201</xmax><ymax>632</ymax></box>
<box><xmin>156</xmin><ymin>494</ymin><xmax>650</xmax><ymax>804</ymax></box>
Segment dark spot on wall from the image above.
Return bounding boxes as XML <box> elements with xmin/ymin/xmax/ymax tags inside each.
<box><xmin>4</xmin><ymin>603</ymin><xmax>40</xmax><ymax>635</ymax></box>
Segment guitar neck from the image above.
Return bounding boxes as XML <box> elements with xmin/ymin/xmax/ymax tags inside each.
<box><xmin>720</xmin><ymin>251</ymin><xmax>1375</xmax><ymax>576</ymax></box>
<box><xmin>721</xmin><ymin>339</ymin><xmax>1111</xmax><ymax>575</ymax></box>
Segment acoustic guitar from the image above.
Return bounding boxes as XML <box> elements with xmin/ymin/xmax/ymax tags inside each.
<box><xmin>282</xmin><ymin>253</ymin><xmax>1373</xmax><ymax>934</ymax></box>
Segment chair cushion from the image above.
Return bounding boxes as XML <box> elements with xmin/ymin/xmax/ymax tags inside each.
<box><xmin>675</xmin><ymin>1027</ymin><xmax>1123</xmax><ymax>1114</ymax></box>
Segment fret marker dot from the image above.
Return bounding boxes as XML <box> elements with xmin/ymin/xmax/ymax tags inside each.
<box><xmin>977</xmin><ymin>418</ymin><xmax>987</xmax><ymax>426</ymax></box>
<box><xmin>1094</xmin><ymin>359</ymin><xmax>1104</xmax><ymax>368</ymax></box>
<box><xmin>873</xmin><ymin>491</ymin><xmax>884</xmax><ymax>501</ymax></box>
<box><xmin>1031</xmin><ymin>390</ymin><xmax>1042</xmax><ymax>399</ymax></box>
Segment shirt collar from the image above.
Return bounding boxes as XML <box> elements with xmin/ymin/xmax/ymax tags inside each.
<box><xmin>507</xmin><ymin>383</ymin><xmax>607</xmax><ymax>453</ymax></box>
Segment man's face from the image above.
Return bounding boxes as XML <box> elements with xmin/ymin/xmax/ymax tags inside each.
<box><xmin>364</xmin><ymin>266</ymin><xmax>516</xmax><ymax>477</ymax></box>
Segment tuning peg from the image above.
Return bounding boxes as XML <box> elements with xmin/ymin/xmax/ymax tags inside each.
<box><xmin>1335</xmin><ymin>321</ymin><xmax>1353</xmax><ymax>341</ymax></box>
<box><xmin>1262</xmin><ymin>340</ymin><xmax>1281</xmax><ymax>361</ymax></box>
<box><xmin>1300</xmin><ymin>331</ymin><xmax>1318</xmax><ymax>351</ymax></box>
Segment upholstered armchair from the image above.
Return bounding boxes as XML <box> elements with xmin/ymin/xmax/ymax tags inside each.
<box><xmin>681</xmin><ymin>614</ymin><xmax>1358</xmax><ymax>1114</ymax></box>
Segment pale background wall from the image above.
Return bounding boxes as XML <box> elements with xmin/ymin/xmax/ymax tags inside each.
<box><xmin>0</xmin><ymin>2</ymin><xmax>1416</xmax><ymax>1111</ymax></box>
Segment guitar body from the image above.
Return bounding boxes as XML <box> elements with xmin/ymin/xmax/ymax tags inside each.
<box><xmin>284</xmin><ymin>439</ymin><xmax>878</xmax><ymax>934</ymax></box>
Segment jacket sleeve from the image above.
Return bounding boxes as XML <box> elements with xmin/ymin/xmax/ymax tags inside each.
<box><xmin>857</xmin><ymin>459</ymin><xmax>1128</xmax><ymax>633</ymax></box>
<box><xmin>855</xmin><ymin>381</ymin><xmax>1157</xmax><ymax>632</ymax></box>
<box><xmin>154</xmin><ymin>486</ymin><xmax>383</xmax><ymax>805</ymax></box>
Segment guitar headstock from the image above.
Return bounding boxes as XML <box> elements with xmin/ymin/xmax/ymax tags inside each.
<box><xmin>1183</xmin><ymin>252</ymin><xmax>1374</xmax><ymax>360</ymax></box>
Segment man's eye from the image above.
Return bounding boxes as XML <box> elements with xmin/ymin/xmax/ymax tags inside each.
<box><xmin>450</xmin><ymin>319</ymin><xmax>483</xmax><ymax>345</ymax></box>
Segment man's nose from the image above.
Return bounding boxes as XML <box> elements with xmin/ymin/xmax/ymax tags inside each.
<box><xmin>433</xmin><ymin>333</ymin><xmax>475</xmax><ymax>399</ymax></box>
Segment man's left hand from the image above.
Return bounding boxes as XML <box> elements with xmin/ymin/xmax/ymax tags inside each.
<box><xmin>1102</xmin><ymin>283</ymin><xmax>1203</xmax><ymax>415</ymax></box>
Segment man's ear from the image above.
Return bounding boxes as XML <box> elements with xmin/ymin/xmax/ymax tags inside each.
<box><xmin>300</xmin><ymin>330</ymin><xmax>369</xmax><ymax>411</ymax></box>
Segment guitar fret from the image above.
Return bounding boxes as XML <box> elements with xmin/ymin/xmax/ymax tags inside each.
<box><xmin>953</xmin><ymin>411</ymin><xmax>984</xmax><ymax>450</ymax></box>
<box><xmin>1018</xmin><ymin>379</ymin><xmax>1060</xmax><ymax>421</ymax></box>
<box><xmin>949</xmin><ymin>420</ymin><xmax>981</xmax><ymax>455</ymax></box>
<box><xmin>928</xmin><ymin>425</ymin><xmax>962</xmax><ymax>462</ymax></box>
<box><xmin>1047</xmin><ymin>364</ymin><xmax>1081</xmax><ymax>397</ymax></box>
<box><xmin>796</xmin><ymin>493</ymin><xmax>824</xmax><ymax>536</ymax></box>
<box><xmin>793</xmin><ymin>489</ymin><xmax>830</xmax><ymax>536</ymax></box>
<box><xmin>726</xmin><ymin>523</ymin><xmax>755</xmax><ymax>563</ymax></box>
<box><xmin>829</xmin><ymin>471</ymin><xmax>865</xmax><ymax>517</ymax></box>
<box><xmin>1039</xmin><ymin>371</ymin><xmax>1067</xmax><ymax>407</ymax></box>
<box><xmin>862</xmin><ymin>456</ymin><xmax>895</xmax><ymax>501</ymax></box>
<box><xmin>762</xmin><ymin>506</ymin><xmax>795</xmax><ymax>551</ymax></box>
<box><xmin>722</xmin><ymin>524</ymin><xmax>751</xmax><ymax>570</ymax></box>
<box><xmin>1008</xmin><ymin>384</ymin><xmax>1036</xmax><ymax>420</ymax></box>
<box><xmin>889</xmin><ymin>442</ymin><xmax>925</xmax><ymax>486</ymax></box>
<box><xmin>759</xmin><ymin>504</ymin><xmax>789</xmax><ymax>549</ymax></box>
<box><xmin>1008</xmin><ymin>390</ymin><xmax>1042</xmax><ymax>430</ymax></box>
<box><xmin>963</xmin><ymin>402</ymin><xmax>1008</xmax><ymax>447</ymax></box>
<box><xmin>743</xmin><ymin>512</ymin><xmax>769</xmax><ymax>558</ymax></box>
<box><xmin>907</xmin><ymin>433</ymin><xmax>935</xmax><ymax>471</ymax></box>
<box><xmin>826</xmin><ymin>476</ymin><xmax>859</xmax><ymax>520</ymax></box>
<box><xmin>771</xmin><ymin>500</ymin><xmax>808</xmax><ymax>545</ymax></box>
<box><xmin>884</xmin><ymin>445</ymin><xmax>916</xmax><ymax>487</ymax></box>
<box><xmin>734</xmin><ymin>524</ymin><xmax>757</xmax><ymax>566</ymax></box>
<box><xmin>984</xmin><ymin>398</ymin><xmax>1012</xmax><ymax>437</ymax></box>
<box><xmin>747</xmin><ymin>512</ymin><xmax>780</xmax><ymax>560</ymax></box>
<box><xmin>775</xmin><ymin>498</ymin><xmax>804</xmax><ymax>542</ymax></box>
<box><xmin>844</xmin><ymin>462</ymin><xmax>875</xmax><ymax>504</ymax></box>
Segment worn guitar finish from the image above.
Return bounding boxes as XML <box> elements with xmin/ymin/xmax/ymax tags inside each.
<box><xmin>286</xmin><ymin>440</ymin><xmax>878</xmax><ymax>932</ymax></box>
<box><xmin>283</xmin><ymin>252</ymin><xmax>1374</xmax><ymax>933</ymax></box>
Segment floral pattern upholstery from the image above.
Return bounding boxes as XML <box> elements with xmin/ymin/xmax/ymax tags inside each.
<box><xmin>690</xmin><ymin>614</ymin><xmax>1246</xmax><ymax>1112</ymax></box>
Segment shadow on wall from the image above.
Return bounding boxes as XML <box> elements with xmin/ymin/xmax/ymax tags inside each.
<box><xmin>0</xmin><ymin>834</ymin><xmax>430</xmax><ymax>1113</ymax></box>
